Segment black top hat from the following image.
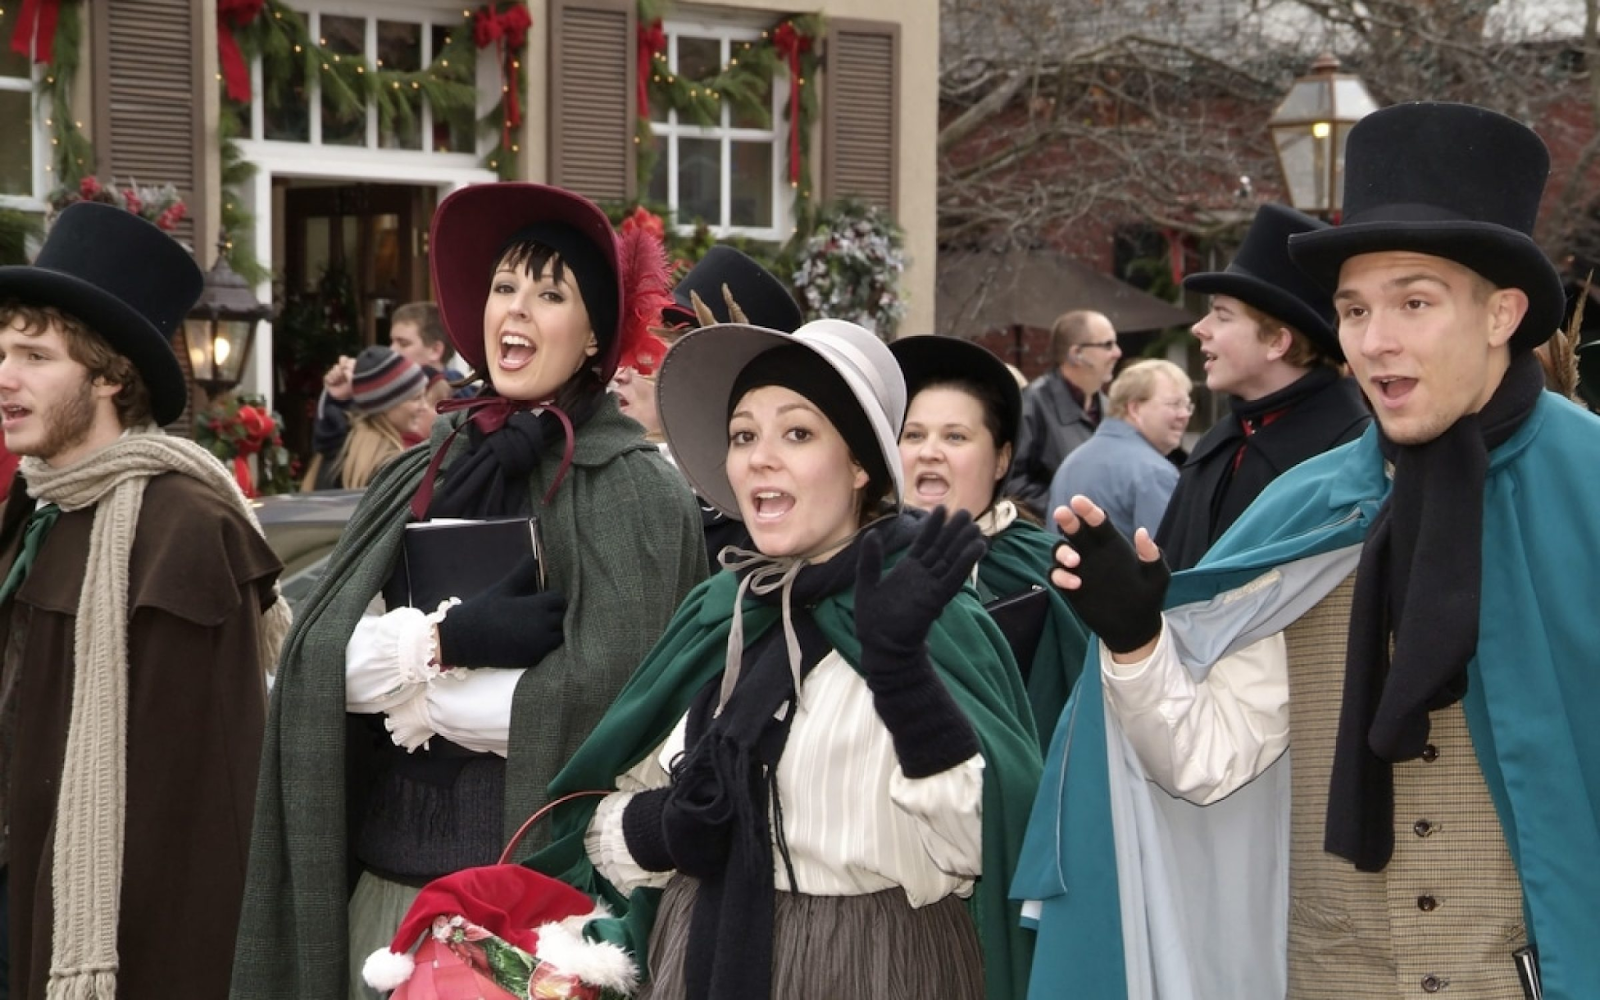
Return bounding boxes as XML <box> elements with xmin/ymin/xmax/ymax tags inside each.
<box><xmin>1184</xmin><ymin>204</ymin><xmax>1340</xmax><ymax>361</ymax></box>
<box><xmin>889</xmin><ymin>335</ymin><xmax>1023</xmax><ymax>452</ymax></box>
<box><xmin>0</xmin><ymin>202</ymin><xmax>199</xmax><ymax>426</ymax></box>
<box><xmin>664</xmin><ymin>246</ymin><xmax>803</xmax><ymax>332</ymax></box>
<box><xmin>1288</xmin><ymin>102</ymin><xmax>1564</xmax><ymax>352</ymax></box>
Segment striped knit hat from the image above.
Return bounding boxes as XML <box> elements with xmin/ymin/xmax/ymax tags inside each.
<box><xmin>352</xmin><ymin>345</ymin><xmax>426</xmax><ymax>414</ymax></box>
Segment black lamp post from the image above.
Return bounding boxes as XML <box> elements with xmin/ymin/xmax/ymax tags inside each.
<box><xmin>1267</xmin><ymin>53</ymin><xmax>1379</xmax><ymax>219</ymax></box>
<box><xmin>184</xmin><ymin>234</ymin><xmax>272</xmax><ymax>398</ymax></box>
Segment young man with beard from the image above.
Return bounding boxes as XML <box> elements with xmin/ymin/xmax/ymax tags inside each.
<box><xmin>0</xmin><ymin>203</ymin><xmax>288</xmax><ymax>1000</ymax></box>
<box><xmin>1157</xmin><ymin>203</ymin><xmax>1371</xmax><ymax>571</ymax></box>
<box><xmin>1018</xmin><ymin>103</ymin><xmax>1600</xmax><ymax>999</ymax></box>
<box><xmin>1004</xmin><ymin>310</ymin><xmax>1121</xmax><ymax>518</ymax></box>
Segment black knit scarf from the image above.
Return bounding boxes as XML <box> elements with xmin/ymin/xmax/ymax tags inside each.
<box><xmin>426</xmin><ymin>393</ymin><xmax>600</xmax><ymax>519</ymax></box>
<box><xmin>1326</xmin><ymin>351</ymin><xmax>1545</xmax><ymax>872</ymax></box>
<box><xmin>674</xmin><ymin>515</ymin><xmax>918</xmax><ymax>1000</ymax></box>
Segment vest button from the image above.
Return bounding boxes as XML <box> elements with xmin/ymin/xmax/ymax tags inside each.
<box><xmin>1417</xmin><ymin>894</ymin><xmax>1439</xmax><ymax>912</ymax></box>
<box><xmin>1421</xmin><ymin>744</ymin><xmax>1439</xmax><ymax>762</ymax></box>
<box><xmin>1414</xmin><ymin>819</ymin><xmax>1435</xmax><ymax>838</ymax></box>
<box><xmin>1421</xmin><ymin>973</ymin><xmax>1448</xmax><ymax>992</ymax></box>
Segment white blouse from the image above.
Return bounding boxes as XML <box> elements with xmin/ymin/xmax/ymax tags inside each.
<box><xmin>586</xmin><ymin>649</ymin><xmax>985</xmax><ymax>906</ymax></box>
<box><xmin>344</xmin><ymin>602</ymin><xmax>523</xmax><ymax>757</ymax></box>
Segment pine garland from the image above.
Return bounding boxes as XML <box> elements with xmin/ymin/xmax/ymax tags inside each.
<box><xmin>637</xmin><ymin>7</ymin><xmax>824</xmax><ymax>228</ymax></box>
<box><xmin>11</xmin><ymin>0</ymin><xmax>96</xmax><ymax>196</ymax></box>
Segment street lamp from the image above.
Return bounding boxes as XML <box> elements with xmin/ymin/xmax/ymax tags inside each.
<box><xmin>184</xmin><ymin>234</ymin><xmax>272</xmax><ymax>397</ymax></box>
<box><xmin>1267</xmin><ymin>53</ymin><xmax>1379</xmax><ymax>219</ymax></box>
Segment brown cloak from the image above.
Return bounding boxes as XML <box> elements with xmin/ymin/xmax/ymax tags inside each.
<box><xmin>0</xmin><ymin>472</ymin><xmax>281</xmax><ymax>1000</ymax></box>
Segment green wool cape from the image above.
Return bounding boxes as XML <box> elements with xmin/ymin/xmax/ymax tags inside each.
<box><xmin>527</xmin><ymin>544</ymin><xmax>1045</xmax><ymax>1000</ymax></box>
<box><xmin>974</xmin><ymin>520</ymin><xmax>1090</xmax><ymax>751</ymax></box>
<box><xmin>230</xmin><ymin>396</ymin><xmax>708</xmax><ymax>1000</ymax></box>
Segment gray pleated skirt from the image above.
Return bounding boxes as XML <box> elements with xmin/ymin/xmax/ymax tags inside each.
<box><xmin>639</xmin><ymin>875</ymin><xmax>985</xmax><ymax>999</ymax></box>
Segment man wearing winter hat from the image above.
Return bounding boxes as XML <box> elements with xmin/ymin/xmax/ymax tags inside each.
<box><xmin>0</xmin><ymin>203</ymin><xmax>289</xmax><ymax>999</ymax></box>
<box><xmin>1018</xmin><ymin>102</ymin><xmax>1600</xmax><ymax>999</ymax></box>
<box><xmin>1157</xmin><ymin>203</ymin><xmax>1371</xmax><ymax>570</ymax></box>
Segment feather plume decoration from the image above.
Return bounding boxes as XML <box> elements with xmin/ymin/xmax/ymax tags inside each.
<box><xmin>614</xmin><ymin>225</ymin><xmax>675</xmax><ymax>376</ymax></box>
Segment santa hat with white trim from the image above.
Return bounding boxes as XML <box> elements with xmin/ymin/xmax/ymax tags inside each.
<box><xmin>361</xmin><ymin>865</ymin><xmax>638</xmax><ymax>998</ymax></box>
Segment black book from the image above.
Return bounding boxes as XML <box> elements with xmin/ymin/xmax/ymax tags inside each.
<box><xmin>984</xmin><ymin>585</ymin><xmax>1050</xmax><ymax>682</ymax></box>
<box><xmin>381</xmin><ymin>516</ymin><xmax>544</xmax><ymax>612</ymax></box>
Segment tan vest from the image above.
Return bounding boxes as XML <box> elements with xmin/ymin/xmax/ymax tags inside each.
<box><xmin>1282</xmin><ymin>577</ymin><xmax>1527</xmax><ymax>999</ymax></box>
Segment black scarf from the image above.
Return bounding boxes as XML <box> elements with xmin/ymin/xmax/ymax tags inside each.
<box><xmin>1326</xmin><ymin>351</ymin><xmax>1545</xmax><ymax>872</ymax></box>
<box><xmin>425</xmin><ymin>394</ymin><xmax>599</xmax><ymax>519</ymax></box>
<box><xmin>1230</xmin><ymin>364</ymin><xmax>1340</xmax><ymax>428</ymax></box>
<box><xmin>674</xmin><ymin>515</ymin><xmax>919</xmax><ymax>1000</ymax></box>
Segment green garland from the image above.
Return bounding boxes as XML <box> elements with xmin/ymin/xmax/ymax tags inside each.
<box><xmin>9</xmin><ymin>0</ymin><xmax>95</xmax><ymax>195</ymax></box>
<box><xmin>636</xmin><ymin>6</ymin><xmax>823</xmax><ymax>229</ymax></box>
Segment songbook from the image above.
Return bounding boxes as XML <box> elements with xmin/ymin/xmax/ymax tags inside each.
<box><xmin>983</xmin><ymin>585</ymin><xmax>1050</xmax><ymax>682</ymax></box>
<box><xmin>382</xmin><ymin>516</ymin><xmax>544</xmax><ymax>612</ymax></box>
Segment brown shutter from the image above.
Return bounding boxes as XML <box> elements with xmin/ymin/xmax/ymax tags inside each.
<box><xmin>549</xmin><ymin>0</ymin><xmax>636</xmax><ymax>202</ymax></box>
<box><xmin>823</xmin><ymin>19</ymin><xmax>900</xmax><ymax>215</ymax></box>
<box><xmin>90</xmin><ymin>0</ymin><xmax>210</xmax><ymax>251</ymax></box>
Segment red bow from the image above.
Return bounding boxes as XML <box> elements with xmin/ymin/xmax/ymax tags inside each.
<box><xmin>771</xmin><ymin>22</ymin><xmax>813</xmax><ymax>185</ymax></box>
<box><xmin>217</xmin><ymin>0</ymin><xmax>266</xmax><ymax>103</ymax></box>
<box><xmin>636</xmin><ymin>19</ymin><xmax>666</xmax><ymax>124</ymax></box>
<box><xmin>9</xmin><ymin>0</ymin><xmax>60</xmax><ymax>63</ymax></box>
<box><xmin>476</xmin><ymin>3</ymin><xmax>533</xmax><ymax>150</ymax></box>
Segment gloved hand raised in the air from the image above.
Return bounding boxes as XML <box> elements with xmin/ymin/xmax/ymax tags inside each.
<box><xmin>1050</xmin><ymin>495</ymin><xmax>1169</xmax><ymax>656</ymax></box>
<box><xmin>436</xmin><ymin>557</ymin><xmax>565</xmax><ymax>669</ymax></box>
<box><xmin>853</xmin><ymin>508</ymin><xmax>986</xmax><ymax>778</ymax></box>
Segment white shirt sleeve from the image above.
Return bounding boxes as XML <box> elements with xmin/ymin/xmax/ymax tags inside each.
<box><xmin>584</xmin><ymin>716</ymin><xmax>686</xmax><ymax>894</ymax></box>
<box><xmin>1101</xmin><ymin>621</ymin><xmax>1290</xmax><ymax>805</ymax></box>
<box><xmin>345</xmin><ymin>601</ymin><xmax>520</xmax><ymax>756</ymax></box>
<box><xmin>888</xmin><ymin>754</ymin><xmax>985</xmax><ymax>879</ymax></box>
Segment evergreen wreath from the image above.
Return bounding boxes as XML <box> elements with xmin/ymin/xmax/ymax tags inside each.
<box><xmin>792</xmin><ymin>200</ymin><xmax>909</xmax><ymax>338</ymax></box>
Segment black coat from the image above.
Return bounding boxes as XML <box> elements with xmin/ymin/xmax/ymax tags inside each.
<box><xmin>1004</xmin><ymin>372</ymin><xmax>1106</xmax><ymax>519</ymax></box>
<box><xmin>1156</xmin><ymin>370</ymin><xmax>1370</xmax><ymax>571</ymax></box>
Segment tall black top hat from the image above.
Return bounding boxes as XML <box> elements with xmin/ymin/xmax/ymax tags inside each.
<box><xmin>1184</xmin><ymin>204</ymin><xmax>1340</xmax><ymax>360</ymax></box>
<box><xmin>0</xmin><ymin>202</ymin><xmax>200</xmax><ymax>426</ymax></box>
<box><xmin>1287</xmin><ymin>102</ymin><xmax>1564</xmax><ymax>352</ymax></box>
<box><xmin>664</xmin><ymin>245</ymin><xmax>804</xmax><ymax>332</ymax></box>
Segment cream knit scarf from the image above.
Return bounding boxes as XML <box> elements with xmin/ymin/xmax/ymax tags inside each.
<box><xmin>18</xmin><ymin>426</ymin><xmax>292</xmax><ymax>1000</ymax></box>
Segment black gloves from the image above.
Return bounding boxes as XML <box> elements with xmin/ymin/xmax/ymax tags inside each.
<box><xmin>436</xmin><ymin>557</ymin><xmax>565</xmax><ymax>669</ymax></box>
<box><xmin>853</xmin><ymin>508</ymin><xmax>985</xmax><ymax>778</ymax></box>
<box><xmin>1051</xmin><ymin>516</ymin><xmax>1169</xmax><ymax>654</ymax></box>
<box><xmin>620</xmin><ymin>760</ymin><xmax>736</xmax><ymax>878</ymax></box>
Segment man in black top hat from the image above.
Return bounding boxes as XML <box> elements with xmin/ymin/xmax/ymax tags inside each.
<box><xmin>1155</xmin><ymin>204</ymin><xmax>1371</xmax><ymax>571</ymax></box>
<box><xmin>0</xmin><ymin>203</ymin><xmax>285</xmax><ymax>1000</ymax></box>
<box><xmin>1029</xmin><ymin>102</ymin><xmax>1600</xmax><ymax>998</ymax></box>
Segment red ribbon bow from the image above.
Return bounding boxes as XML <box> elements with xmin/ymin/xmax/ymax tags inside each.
<box><xmin>409</xmin><ymin>395</ymin><xmax>576</xmax><ymax>520</ymax></box>
<box><xmin>636</xmin><ymin>19</ymin><xmax>667</xmax><ymax>123</ymax></box>
<box><xmin>475</xmin><ymin>3</ymin><xmax>533</xmax><ymax>151</ymax></box>
<box><xmin>9</xmin><ymin>0</ymin><xmax>60</xmax><ymax>63</ymax></box>
<box><xmin>771</xmin><ymin>22</ymin><xmax>813</xmax><ymax>185</ymax></box>
<box><xmin>217</xmin><ymin>0</ymin><xmax>266</xmax><ymax>103</ymax></box>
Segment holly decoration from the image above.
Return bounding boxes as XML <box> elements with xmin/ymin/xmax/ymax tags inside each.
<box><xmin>48</xmin><ymin>175</ymin><xmax>188</xmax><ymax>231</ymax></box>
<box><xmin>196</xmin><ymin>393</ymin><xmax>297</xmax><ymax>497</ymax></box>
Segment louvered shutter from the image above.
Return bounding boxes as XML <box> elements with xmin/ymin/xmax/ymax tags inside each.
<box><xmin>549</xmin><ymin>0</ymin><xmax>635</xmax><ymax>202</ymax></box>
<box><xmin>90</xmin><ymin>0</ymin><xmax>209</xmax><ymax>250</ymax></box>
<box><xmin>823</xmin><ymin>19</ymin><xmax>899</xmax><ymax>215</ymax></box>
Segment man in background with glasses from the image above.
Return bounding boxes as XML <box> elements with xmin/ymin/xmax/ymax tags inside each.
<box><xmin>1005</xmin><ymin>309</ymin><xmax>1122</xmax><ymax>517</ymax></box>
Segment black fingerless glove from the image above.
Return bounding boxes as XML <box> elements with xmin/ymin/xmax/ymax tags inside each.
<box><xmin>854</xmin><ymin>509</ymin><xmax>986</xmax><ymax>778</ymax></box>
<box><xmin>436</xmin><ymin>558</ymin><xmax>565</xmax><ymax>669</ymax></box>
<box><xmin>1051</xmin><ymin>517</ymin><xmax>1169</xmax><ymax>654</ymax></box>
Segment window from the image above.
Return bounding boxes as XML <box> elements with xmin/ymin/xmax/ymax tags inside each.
<box><xmin>255</xmin><ymin>5</ymin><xmax>478</xmax><ymax>157</ymax></box>
<box><xmin>0</xmin><ymin>12</ymin><xmax>45</xmax><ymax>210</ymax></box>
<box><xmin>647</xmin><ymin>21</ymin><xmax>790</xmax><ymax>240</ymax></box>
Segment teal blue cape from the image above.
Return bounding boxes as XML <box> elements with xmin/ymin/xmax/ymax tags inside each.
<box><xmin>1011</xmin><ymin>392</ymin><xmax>1600</xmax><ymax>999</ymax></box>
<box><xmin>528</xmin><ymin>534</ymin><xmax>1044</xmax><ymax>1000</ymax></box>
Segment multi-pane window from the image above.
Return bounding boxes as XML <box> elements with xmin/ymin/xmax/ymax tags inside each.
<box><xmin>256</xmin><ymin>7</ymin><xmax>476</xmax><ymax>155</ymax></box>
<box><xmin>0</xmin><ymin>15</ymin><xmax>43</xmax><ymax>208</ymax></box>
<box><xmin>647</xmin><ymin>22</ymin><xmax>789</xmax><ymax>239</ymax></box>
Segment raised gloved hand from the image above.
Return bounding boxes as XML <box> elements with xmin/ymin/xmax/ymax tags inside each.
<box><xmin>853</xmin><ymin>508</ymin><xmax>985</xmax><ymax>778</ymax></box>
<box><xmin>436</xmin><ymin>558</ymin><xmax>565</xmax><ymax>669</ymax></box>
<box><xmin>1050</xmin><ymin>496</ymin><xmax>1170</xmax><ymax>655</ymax></box>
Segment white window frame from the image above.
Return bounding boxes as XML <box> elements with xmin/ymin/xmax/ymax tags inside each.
<box><xmin>650</xmin><ymin>18</ymin><xmax>792</xmax><ymax>241</ymax></box>
<box><xmin>245</xmin><ymin>0</ymin><xmax>495</xmax><ymax>173</ymax></box>
<box><xmin>0</xmin><ymin>57</ymin><xmax>48</xmax><ymax>212</ymax></box>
